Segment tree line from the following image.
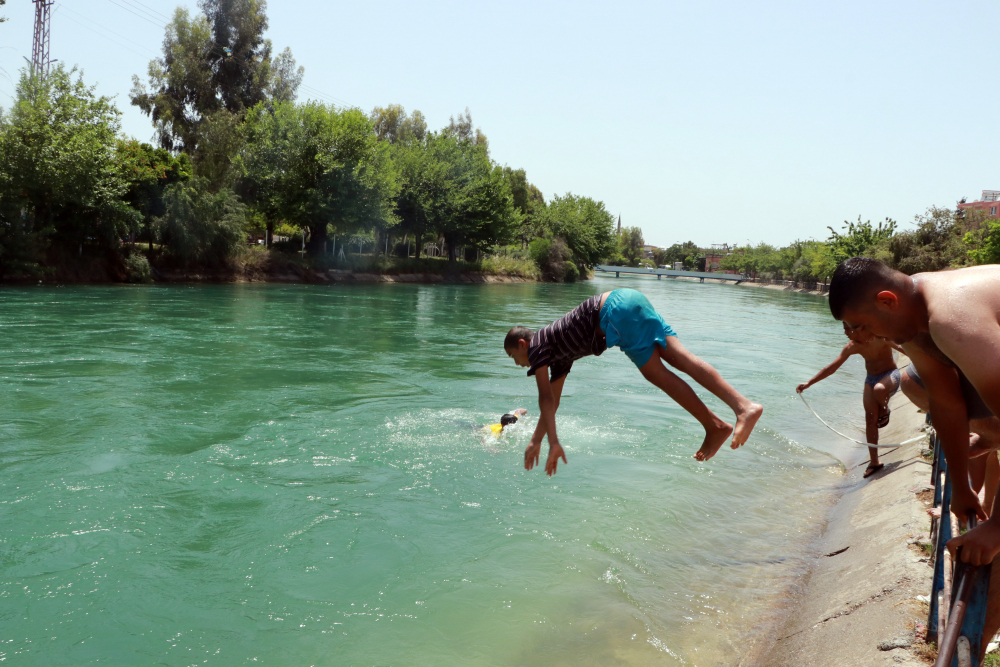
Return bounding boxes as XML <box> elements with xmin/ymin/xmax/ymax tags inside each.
<box><xmin>0</xmin><ymin>0</ymin><xmax>619</xmax><ymax>282</ymax></box>
<box><xmin>716</xmin><ymin>206</ymin><xmax>1000</xmax><ymax>281</ymax></box>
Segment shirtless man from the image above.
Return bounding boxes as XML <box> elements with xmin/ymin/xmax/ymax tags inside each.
<box><xmin>828</xmin><ymin>258</ymin><xmax>1000</xmax><ymax>659</ymax></box>
<box><xmin>898</xmin><ymin>367</ymin><xmax>1000</xmax><ymax>518</ymax></box>
<box><xmin>796</xmin><ymin>324</ymin><xmax>902</xmax><ymax>478</ymax></box>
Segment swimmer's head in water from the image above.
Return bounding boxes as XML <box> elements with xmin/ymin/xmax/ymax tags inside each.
<box><xmin>504</xmin><ymin>326</ymin><xmax>533</xmax><ymax>368</ymax></box>
<box><xmin>500</xmin><ymin>413</ymin><xmax>518</xmax><ymax>427</ymax></box>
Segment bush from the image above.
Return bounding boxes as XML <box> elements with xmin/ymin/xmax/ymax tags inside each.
<box><xmin>865</xmin><ymin>207</ymin><xmax>989</xmax><ymax>274</ymax></box>
<box><xmin>124</xmin><ymin>252</ymin><xmax>153</xmax><ymax>283</ymax></box>
<box><xmin>967</xmin><ymin>219</ymin><xmax>1000</xmax><ymax>265</ymax></box>
<box><xmin>529</xmin><ymin>236</ymin><xmax>577</xmax><ymax>281</ymax></box>
<box><xmin>479</xmin><ymin>255</ymin><xmax>540</xmax><ymax>279</ymax></box>
<box><xmin>528</xmin><ymin>237</ymin><xmax>552</xmax><ymax>269</ymax></box>
<box><xmin>561</xmin><ymin>260</ymin><xmax>579</xmax><ymax>282</ymax></box>
<box><xmin>155</xmin><ymin>179</ymin><xmax>247</xmax><ymax>267</ymax></box>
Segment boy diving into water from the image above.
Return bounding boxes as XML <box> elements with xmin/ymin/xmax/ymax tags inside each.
<box><xmin>796</xmin><ymin>324</ymin><xmax>903</xmax><ymax>478</ymax></box>
<box><xmin>504</xmin><ymin>288</ymin><xmax>763</xmax><ymax>475</ymax></box>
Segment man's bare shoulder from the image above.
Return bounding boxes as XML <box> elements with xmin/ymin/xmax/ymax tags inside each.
<box><xmin>917</xmin><ymin>266</ymin><xmax>1000</xmax><ymax>324</ymax></box>
<box><xmin>918</xmin><ymin>267</ymin><xmax>1000</xmax><ymax>358</ymax></box>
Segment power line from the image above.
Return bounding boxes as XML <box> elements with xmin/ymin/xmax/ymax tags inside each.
<box><xmin>55</xmin><ymin>4</ymin><xmax>158</xmax><ymax>60</ymax></box>
<box><xmin>103</xmin><ymin>0</ymin><xmax>164</xmax><ymax>29</ymax></box>
<box><xmin>115</xmin><ymin>0</ymin><xmax>171</xmax><ymax>24</ymax></box>
<box><xmin>298</xmin><ymin>84</ymin><xmax>346</xmax><ymax>107</ymax></box>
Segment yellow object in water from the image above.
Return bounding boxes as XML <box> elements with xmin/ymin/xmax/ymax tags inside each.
<box><xmin>487</xmin><ymin>423</ymin><xmax>503</xmax><ymax>435</ymax></box>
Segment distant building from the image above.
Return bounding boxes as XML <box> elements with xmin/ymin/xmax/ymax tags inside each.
<box><xmin>642</xmin><ymin>244</ymin><xmax>658</xmax><ymax>259</ymax></box>
<box><xmin>957</xmin><ymin>190</ymin><xmax>1000</xmax><ymax>218</ymax></box>
<box><xmin>703</xmin><ymin>243</ymin><xmax>736</xmax><ymax>273</ymax></box>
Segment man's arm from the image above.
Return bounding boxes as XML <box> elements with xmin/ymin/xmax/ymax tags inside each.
<box><xmin>933</xmin><ymin>313</ymin><xmax>1000</xmax><ymax>562</ymax></box>
<box><xmin>524</xmin><ymin>370</ymin><xmax>567</xmax><ymax>475</ymax></box>
<box><xmin>932</xmin><ymin>314</ymin><xmax>1000</xmax><ymax>426</ymax></box>
<box><xmin>905</xmin><ymin>344</ymin><xmax>986</xmax><ymax>522</ymax></box>
<box><xmin>796</xmin><ymin>343</ymin><xmax>854</xmax><ymax>393</ymax></box>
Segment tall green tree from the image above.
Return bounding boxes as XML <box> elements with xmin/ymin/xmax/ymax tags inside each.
<box><xmin>826</xmin><ymin>216</ymin><xmax>896</xmax><ymax>261</ymax></box>
<box><xmin>616</xmin><ymin>225</ymin><xmax>645</xmax><ymax>266</ymax></box>
<box><xmin>422</xmin><ymin>133</ymin><xmax>518</xmax><ymax>262</ymax></box>
<box><xmin>443</xmin><ymin>108</ymin><xmax>488</xmax><ymax>151</ymax></box>
<box><xmin>544</xmin><ymin>194</ymin><xmax>616</xmax><ymax>267</ymax></box>
<box><xmin>391</xmin><ymin>137</ymin><xmax>435</xmax><ymax>258</ymax></box>
<box><xmin>240</xmin><ymin>101</ymin><xmax>398</xmax><ymax>254</ymax></box>
<box><xmin>156</xmin><ymin>177</ymin><xmax>246</xmax><ymax>267</ymax></box>
<box><xmin>371</xmin><ymin>104</ymin><xmax>427</xmax><ymax>145</ymax></box>
<box><xmin>130</xmin><ymin>1</ymin><xmax>303</xmax><ymax>156</ymax></box>
<box><xmin>504</xmin><ymin>167</ymin><xmax>546</xmax><ymax>247</ymax></box>
<box><xmin>0</xmin><ymin>66</ymin><xmax>137</xmax><ymax>276</ymax></box>
<box><xmin>116</xmin><ymin>140</ymin><xmax>192</xmax><ymax>248</ymax></box>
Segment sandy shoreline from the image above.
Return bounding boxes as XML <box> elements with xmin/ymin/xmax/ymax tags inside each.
<box><xmin>755</xmin><ymin>381</ymin><xmax>935</xmax><ymax>665</ymax></box>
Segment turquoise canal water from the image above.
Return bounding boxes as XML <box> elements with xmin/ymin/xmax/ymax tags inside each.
<box><xmin>0</xmin><ymin>277</ymin><xmax>874</xmax><ymax>666</ymax></box>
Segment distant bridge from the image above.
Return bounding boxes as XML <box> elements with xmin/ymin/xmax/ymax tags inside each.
<box><xmin>593</xmin><ymin>265</ymin><xmax>747</xmax><ymax>284</ymax></box>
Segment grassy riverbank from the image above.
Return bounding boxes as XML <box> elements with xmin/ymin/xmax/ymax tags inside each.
<box><xmin>1</xmin><ymin>246</ymin><xmax>543</xmax><ymax>284</ymax></box>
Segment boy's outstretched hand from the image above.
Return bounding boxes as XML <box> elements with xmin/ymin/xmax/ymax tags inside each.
<box><xmin>524</xmin><ymin>439</ymin><xmax>567</xmax><ymax>476</ymax></box>
<box><xmin>524</xmin><ymin>440</ymin><xmax>541</xmax><ymax>470</ymax></box>
<box><xmin>545</xmin><ymin>442</ymin><xmax>567</xmax><ymax>476</ymax></box>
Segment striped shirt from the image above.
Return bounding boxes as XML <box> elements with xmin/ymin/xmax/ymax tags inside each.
<box><xmin>527</xmin><ymin>295</ymin><xmax>607</xmax><ymax>381</ymax></box>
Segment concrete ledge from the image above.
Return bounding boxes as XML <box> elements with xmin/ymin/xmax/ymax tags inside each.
<box><xmin>761</xmin><ymin>393</ymin><xmax>932</xmax><ymax>666</ymax></box>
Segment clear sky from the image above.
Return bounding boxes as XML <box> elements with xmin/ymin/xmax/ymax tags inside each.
<box><xmin>1</xmin><ymin>0</ymin><xmax>997</xmax><ymax>247</ymax></box>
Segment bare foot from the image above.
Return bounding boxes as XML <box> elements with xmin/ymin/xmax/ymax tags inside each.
<box><xmin>864</xmin><ymin>462</ymin><xmax>884</xmax><ymax>478</ymax></box>
<box><xmin>694</xmin><ymin>420</ymin><xmax>734</xmax><ymax>462</ymax></box>
<box><xmin>731</xmin><ymin>402</ymin><xmax>763</xmax><ymax>448</ymax></box>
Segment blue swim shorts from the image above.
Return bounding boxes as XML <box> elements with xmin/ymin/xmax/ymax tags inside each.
<box><xmin>599</xmin><ymin>288</ymin><xmax>677</xmax><ymax>368</ymax></box>
<box><xmin>864</xmin><ymin>368</ymin><xmax>901</xmax><ymax>394</ymax></box>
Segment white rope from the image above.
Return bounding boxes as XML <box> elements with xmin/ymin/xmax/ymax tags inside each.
<box><xmin>798</xmin><ymin>392</ymin><xmax>926</xmax><ymax>449</ymax></box>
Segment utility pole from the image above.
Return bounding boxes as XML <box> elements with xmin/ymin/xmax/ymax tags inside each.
<box><xmin>31</xmin><ymin>0</ymin><xmax>54</xmax><ymax>77</ymax></box>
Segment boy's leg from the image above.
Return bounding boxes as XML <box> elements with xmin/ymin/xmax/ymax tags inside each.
<box><xmin>871</xmin><ymin>377</ymin><xmax>891</xmax><ymax>420</ymax></box>
<box><xmin>862</xmin><ymin>384</ymin><xmax>882</xmax><ymax>477</ymax></box>
<box><xmin>900</xmin><ymin>366</ymin><xmax>929</xmax><ymax>411</ymax></box>
<box><xmin>638</xmin><ymin>353</ymin><xmax>733</xmax><ymax>462</ymax></box>
<box><xmin>658</xmin><ymin>337</ymin><xmax>762</xmax><ymax>446</ymax></box>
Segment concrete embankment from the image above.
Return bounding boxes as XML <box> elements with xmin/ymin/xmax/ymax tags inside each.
<box><xmin>759</xmin><ymin>389</ymin><xmax>934</xmax><ymax>666</ymax></box>
<box><xmin>737</xmin><ymin>280</ymin><xmax>830</xmax><ymax>298</ymax></box>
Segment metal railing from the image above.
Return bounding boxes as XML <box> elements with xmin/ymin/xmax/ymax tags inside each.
<box><xmin>926</xmin><ymin>425</ymin><xmax>993</xmax><ymax>666</ymax></box>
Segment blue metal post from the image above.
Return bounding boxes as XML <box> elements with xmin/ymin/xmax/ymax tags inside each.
<box><xmin>950</xmin><ymin>562</ymin><xmax>992</xmax><ymax>667</ymax></box>
<box><xmin>928</xmin><ymin>439</ymin><xmax>951</xmax><ymax>643</ymax></box>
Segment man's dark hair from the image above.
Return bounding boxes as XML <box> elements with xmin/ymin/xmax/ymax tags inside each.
<box><xmin>828</xmin><ymin>257</ymin><xmax>899</xmax><ymax>320</ymax></box>
<box><xmin>504</xmin><ymin>326</ymin><xmax>534</xmax><ymax>349</ymax></box>
<box><xmin>500</xmin><ymin>413</ymin><xmax>518</xmax><ymax>427</ymax></box>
